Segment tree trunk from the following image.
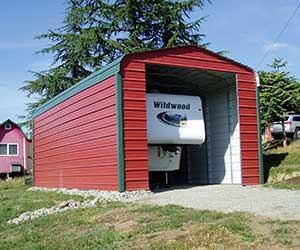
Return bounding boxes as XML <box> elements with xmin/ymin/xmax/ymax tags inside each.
<box><xmin>263</xmin><ymin>126</ymin><xmax>272</xmax><ymax>143</ymax></box>
<box><xmin>282</xmin><ymin>120</ymin><xmax>287</xmax><ymax>148</ymax></box>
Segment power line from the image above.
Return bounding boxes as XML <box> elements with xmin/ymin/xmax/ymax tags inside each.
<box><xmin>256</xmin><ymin>2</ymin><xmax>300</xmax><ymax>69</ymax></box>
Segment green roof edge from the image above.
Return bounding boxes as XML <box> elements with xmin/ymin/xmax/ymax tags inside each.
<box><xmin>32</xmin><ymin>56</ymin><xmax>124</xmax><ymax>118</ymax></box>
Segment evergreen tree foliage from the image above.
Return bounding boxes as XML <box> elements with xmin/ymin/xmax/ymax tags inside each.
<box><xmin>259</xmin><ymin>58</ymin><xmax>300</xmax><ymax>128</ymax></box>
<box><xmin>21</xmin><ymin>0</ymin><xmax>210</xmax><ymax>112</ymax></box>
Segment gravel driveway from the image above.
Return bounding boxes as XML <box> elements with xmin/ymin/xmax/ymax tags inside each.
<box><xmin>136</xmin><ymin>185</ymin><xmax>300</xmax><ymax>220</ymax></box>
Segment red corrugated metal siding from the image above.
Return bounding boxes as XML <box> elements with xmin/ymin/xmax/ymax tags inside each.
<box><xmin>34</xmin><ymin>76</ymin><xmax>118</xmax><ymax>190</ymax></box>
<box><xmin>121</xmin><ymin>60</ymin><xmax>149</xmax><ymax>190</ymax></box>
<box><xmin>237</xmin><ymin>73</ymin><xmax>259</xmax><ymax>185</ymax></box>
<box><xmin>121</xmin><ymin>47</ymin><xmax>259</xmax><ymax>190</ymax></box>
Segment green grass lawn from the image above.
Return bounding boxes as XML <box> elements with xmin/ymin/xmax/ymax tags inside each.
<box><xmin>1</xmin><ymin>179</ymin><xmax>300</xmax><ymax>249</ymax></box>
<box><xmin>264</xmin><ymin>141</ymin><xmax>300</xmax><ymax>190</ymax></box>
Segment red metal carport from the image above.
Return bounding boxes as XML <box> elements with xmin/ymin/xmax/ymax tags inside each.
<box><xmin>32</xmin><ymin>46</ymin><xmax>262</xmax><ymax>192</ymax></box>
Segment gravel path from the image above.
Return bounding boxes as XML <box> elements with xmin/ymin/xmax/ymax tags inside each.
<box><xmin>24</xmin><ymin>186</ymin><xmax>300</xmax><ymax>221</ymax></box>
<box><xmin>136</xmin><ymin>185</ymin><xmax>300</xmax><ymax>220</ymax></box>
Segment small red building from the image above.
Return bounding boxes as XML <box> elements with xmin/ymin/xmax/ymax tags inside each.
<box><xmin>0</xmin><ymin>119</ymin><xmax>31</xmax><ymax>178</ymax></box>
<box><xmin>32</xmin><ymin>46</ymin><xmax>263</xmax><ymax>191</ymax></box>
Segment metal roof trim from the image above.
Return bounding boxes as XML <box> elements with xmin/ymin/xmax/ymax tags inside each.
<box><xmin>32</xmin><ymin>45</ymin><xmax>254</xmax><ymax>119</ymax></box>
<box><xmin>32</xmin><ymin>56</ymin><xmax>123</xmax><ymax>118</ymax></box>
<box><xmin>123</xmin><ymin>45</ymin><xmax>255</xmax><ymax>73</ymax></box>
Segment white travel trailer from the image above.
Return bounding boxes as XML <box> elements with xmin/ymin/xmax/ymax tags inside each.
<box><xmin>146</xmin><ymin>93</ymin><xmax>205</xmax><ymax>174</ymax></box>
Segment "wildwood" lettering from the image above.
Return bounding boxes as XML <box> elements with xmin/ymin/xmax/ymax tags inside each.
<box><xmin>153</xmin><ymin>101</ymin><xmax>190</xmax><ymax>110</ymax></box>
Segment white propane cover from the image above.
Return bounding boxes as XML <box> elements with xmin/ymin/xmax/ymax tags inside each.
<box><xmin>146</xmin><ymin>93</ymin><xmax>205</xmax><ymax>144</ymax></box>
<box><xmin>148</xmin><ymin>146</ymin><xmax>181</xmax><ymax>171</ymax></box>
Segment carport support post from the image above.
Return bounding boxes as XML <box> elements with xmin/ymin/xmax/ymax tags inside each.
<box><xmin>32</xmin><ymin>119</ymin><xmax>35</xmax><ymax>186</ymax></box>
<box><xmin>255</xmin><ymin>74</ymin><xmax>264</xmax><ymax>184</ymax></box>
<box><xmin>116</xmin><ymin>72</ymin><xmax>125</xmax><ymax>192</ymax></box>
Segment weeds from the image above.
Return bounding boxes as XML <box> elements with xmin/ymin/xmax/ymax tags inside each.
<box><xmin>264</xmin><ymin>141</ymin><xmax>300</xmax><ymax>189</ymax></box>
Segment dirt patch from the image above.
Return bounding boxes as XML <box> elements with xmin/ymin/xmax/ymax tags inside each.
<box><xmin>92</xmin><ymin>207</ymin><xmax>130</xmax><ymax>223</ymax></box>
<box><xmin>114</xmin><ymin>220</ymin><xmax>139</xmax><ymax>232</ymax></box>
<box><xmin>171</xmin><ymin>223</ymin><xmax>300</xmax><ymax>250</ymax></box>
<box><xmin>130</xmin><ymin>224</ymin><xmax>258</xmax><ymax>250</ymax></box>
<box><xmin>91</xmin><ymin>207</ymin><xmax>141</xmax><ymax>232</ymax></box>
<box><xmin>248</xmin><ymin>216</ymin><xmax>300</xmax><ymax>249</ymax></box>
<box><xmin>125</xmin><ymin>229</ymin><xmax>186</xmax><ymax>250</ymax></box>
<box><xmin>284</xmin><ymin>176</ymin><xmax>300</xmax><ymax>184</ymax></box>
<box><xmin>268</xmin><ymin>171</ymin><xmax>300</xmax><ymax>183</ymax></box>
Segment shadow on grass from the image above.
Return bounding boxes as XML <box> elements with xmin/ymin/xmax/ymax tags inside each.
<box><xmin>263</xmin><ymin>153</ymin><xmax>288</xmax><ymax>183</ymax></box>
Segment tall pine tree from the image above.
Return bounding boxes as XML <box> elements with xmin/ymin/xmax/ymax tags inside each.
<box><xmin>259</xmin><ymin>58</ymin><xmax>300</xmax><ymax>129</ymax></box>
<box><xmin>21</xmin><ymin>0</ymin><xmax>210</xmax><ymax>111</ymax></box>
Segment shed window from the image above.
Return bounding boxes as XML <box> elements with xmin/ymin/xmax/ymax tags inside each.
<box><xmin>4</xmin><ymin>123</ymin><xmax>12</xmax><ymax>130</ymax></box>
<box><xmin>9</xmin><ymin>145</ymin><xmax>18</xmax><ymax>155</ymax></box>
<box><xmin>0</xmin><ymin>144</ymin><xmax>18</xmax><ymax>156</ymax></box>
<box><xmin>0</xmin><ymin>145</ymin><xmax>7</xmax><ymax>155</ymax></box>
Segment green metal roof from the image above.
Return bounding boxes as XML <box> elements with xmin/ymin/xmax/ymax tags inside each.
<box><xmin>32</xmin><ymin>56</ymin><xmax>123</xmax><ymax>118</ymax></box>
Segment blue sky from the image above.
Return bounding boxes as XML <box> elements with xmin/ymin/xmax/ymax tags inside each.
<box><xmin>0</xmin><ymin>0</ymin><xmax>299</xmax><ymax>123</ymax></box>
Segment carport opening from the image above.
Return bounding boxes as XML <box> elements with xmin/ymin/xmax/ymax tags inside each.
<box><xmin>145</xmin><ymin>64</ymin><xmax>241</xmax><ymax>190</ymax></box>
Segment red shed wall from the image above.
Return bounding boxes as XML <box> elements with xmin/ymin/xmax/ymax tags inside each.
<box><xmin>121</xmin><ymin>62</ymin><xmax>148</xmax><ymax>191</ymax></box>
<box><xmin>121</xmin><ymin>47</ymin><xmax>259</xmax><ymax>190</ymax></box>
<box><xmin>34</xmin><ymin>76</ymin><xmax>119</xmax><ymax>190</ymax></box>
